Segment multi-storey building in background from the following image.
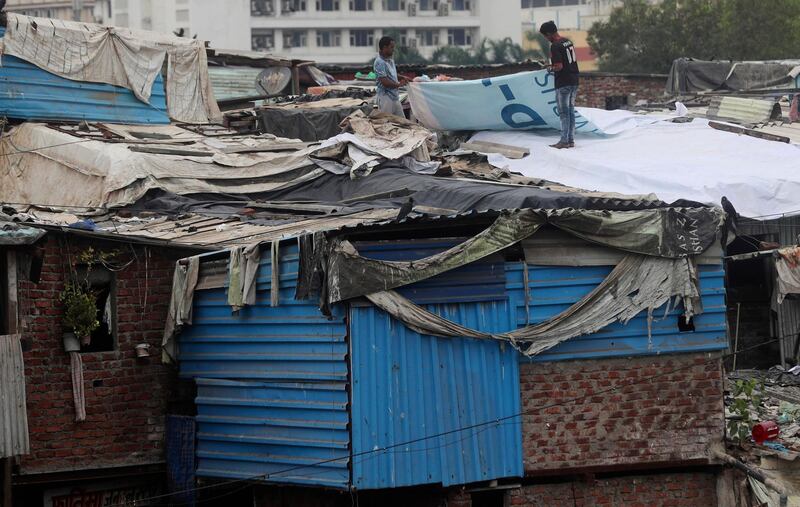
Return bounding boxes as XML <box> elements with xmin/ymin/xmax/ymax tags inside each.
<box><xmin>108</xmin><ymin>0</ymin><xmax>520</xmax><ymax>64</ymax></box>
<box><xmin>4</xmin><ymin>0</ymin><xmax>110</xmax><ymax>23</ymax></box>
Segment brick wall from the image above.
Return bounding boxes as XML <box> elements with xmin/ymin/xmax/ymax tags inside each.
<box><xmin>506</xmin><ymin>471</ymin><xmax>718</xmax><ymax>507</ymax></box>
<box><xmin>521</xmin><ymin>353</ymin><xmax>724</xmax><ymax>473</ymax></box>
<box><xmin>16</xmin><ymin>235</ymin><xmax>180</xmax><ymax>475</ymax></box>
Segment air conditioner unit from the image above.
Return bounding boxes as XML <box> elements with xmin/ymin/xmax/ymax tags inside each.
<box><xmin>407</xmin><ymin>2</ymin><xmax>417</xmax><ymax>16</ymax></box>
<box><xmin>437</xmin><ymin>1</ymin><xmax>448</xmax><ymax>15</ymax></box>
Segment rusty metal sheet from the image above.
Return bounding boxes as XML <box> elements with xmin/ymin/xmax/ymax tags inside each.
<box><xmin>0</xmin><ymin>334</ymin><xmax>29</xmax><ymax>458</ymax></box>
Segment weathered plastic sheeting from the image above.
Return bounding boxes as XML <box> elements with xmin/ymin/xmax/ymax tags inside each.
<box><xmin>178</xmin><ymin>244</ymin><xmax>350</xmax><ymax>488</ymax></box>
<box><xmin>0</xmin><ymin>28</ymin><xmax>169</xmax><ymax>125</ymax></box>
<box><xmin>350</xmin><ymin>239</ymin><xmax>522</xmax><ymax>490</ymax></box>
<box><xmin>506</xmin><ymin>262</ymin><xmax>728</xmax><ymax>362</ymax></box>
<box><xmin>354</xmin><ymin>239</ymin><xmax>506</xmax><ymax>304</ymax></box>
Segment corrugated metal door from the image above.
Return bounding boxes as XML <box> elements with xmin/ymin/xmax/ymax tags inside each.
<box><xmin>350</xmin><ymin>240</ymin><xmax>523</xmax><ymax>490</ymax></box>
<box><xmin>178</xmin><ymin>244</ymin><xmax>350</xmax><ymax>488</ymax></box>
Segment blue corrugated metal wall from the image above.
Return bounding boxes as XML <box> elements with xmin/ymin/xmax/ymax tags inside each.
<box><xmin>178</xmin><ymin>244</ymin><xmax>350</xmax><ymax>488</ymax></box>
<box><xmin>506</xmin><ymin>262</ymin><xmax>728</xmax><ymax>362</ymax></box>
<box><xmin>350</xmin><ymin>240</ymin><xmax>523</xmax><ymax>490</ymax></box>
<box><xmin>0</xmin><ymin>28</ymin><xmax>170</xmax><ymax>124</ymax></box>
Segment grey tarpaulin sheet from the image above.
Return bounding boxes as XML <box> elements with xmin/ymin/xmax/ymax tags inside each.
<box><xmin>324</xmin><ymin>208</ymin><xmax>722</xmax><ymax>303</ymax></box>
<box><xmin>1</xmin><ymin>14</ymin><xmax>221</xmax><ymax>123</ymax></box>
<box><xmin>0</xmin><ymin>215</ymin><xmax>45</xmax><ymax>246</ymax></box>
<box><xmin>366</xmin><ymin>254</ymin><xmax>701</xmax><ymax>357</ymax></box>
<box><xmin>0</xmin><ymin>334</ymin><xmax>29</xmax><ymax>457</ymax></box>
<box><xmin>667</xmin><ymin>58</ymin><xmax>800</xmax><ymax>94</ymax></box>
<box><xmin>163</xmin><ymin>256</ymin><xmax>199</xmax><ymax>363</ymax></box>
<box><xmin>259</xmin><ymin>166</ymin><xmax>701</xmax><ymax>213</ymax></box>
<box><xmin>227</xmin><ymin>244</ymin><xmax>261</xmax><ymax>312</ymax></box>
<box><xmin>259</xmin><ymin>103</ymin><xmax>372</xmax><ymax>142</ymax></box>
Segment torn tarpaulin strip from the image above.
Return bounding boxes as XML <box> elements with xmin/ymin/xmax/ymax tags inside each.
<box><xmin>326</xmin><ymin>208</ymin><xmax>543</xmax><ymax>303</ymax></box>
<box><xmin>162</xmin><ymin>256</ymin><xmax>199</xmax><ymax>364</ymax></box>
<box><xmin>325</xmin><ymin>207</ymin><xmax>723</xmax><ymax>304</ymax></box>
<box><xmin>270</xmin><ymin>241</ymin><xmax>280</xmax><ymax>307</ymax></box>
<box><xmin>365</xmin><ymin>254</ymin><xmax>702</xmax><ymax>357</ymax></box>
<box><xmin>228</xmin><ymin>244</ymin><xmax>262</xmax><ymax>312</ymax></box>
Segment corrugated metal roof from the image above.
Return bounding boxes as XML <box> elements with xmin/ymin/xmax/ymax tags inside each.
<box><xmin>179</xmin><ymin>245</ymin><xmax>350</xmax><ymax>488</ymax></box>
<box><xmin>28</xmin><ymin>209</ymin><xmax>400</xmax><ymax>250</ymax></box>
<box><xmin>0</xmin><ymin>334</ymin><xmax>30</xmax><ymax>458</ymax></box>
<box><xmin>209</xmin><ymin>66</ymin><xmax>276</xmax><ymax>101</ymax></box>
<box><xmin>706</xmin><ymin>96</ymin><xmax>780</xmax><ymax>126</ymax></box>
<box><xmin>0</xmin><ymin>28</ymin><xmax>169</xmax><ymax>125</ymax></box>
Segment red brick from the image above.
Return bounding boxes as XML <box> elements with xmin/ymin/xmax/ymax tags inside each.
<box><xmin>18</xmin><ymin>236</ymin><xmax>179</xmax><ymax>474</ymax></box>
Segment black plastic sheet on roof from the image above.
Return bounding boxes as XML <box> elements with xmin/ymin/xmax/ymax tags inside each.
<box><xmin>667</xmin><ymin>58</ymin><xmax>800</xmax><ymax>94</ymax></box>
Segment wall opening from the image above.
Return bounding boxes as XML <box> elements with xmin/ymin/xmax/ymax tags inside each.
<box><xmin>76</xmin><ymin>264</ymin><xmax>116</xmax><ymax>353</ymax></box>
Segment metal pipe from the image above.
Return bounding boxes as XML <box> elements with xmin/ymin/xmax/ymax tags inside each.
<box><xmin>712</xmin><ymin>450</ymin><xmax>789</xmax><ymax>505</ymax></box>
<box><xmin>733</xmin><ymin>302</ymin><xmax>741</xmax><ymax>370</ymax></box>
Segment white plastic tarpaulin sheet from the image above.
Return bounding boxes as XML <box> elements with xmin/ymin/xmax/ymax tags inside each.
<box><xmin>0</xmin><ymin>13</ymin><xmax>221</xmax><ymax>124</ymax></box>
<box><xmin>471</xmin><ymin>112</ymin><xmax>800</xmax><ymax>218</ymax></box>
<box><xmin>407</xmin><ymin>71</ymin><xmax>646</xmax><ymax>135</ymax></box>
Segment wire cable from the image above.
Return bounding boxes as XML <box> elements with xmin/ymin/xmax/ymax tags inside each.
<box><xmin>105</xmin><ymin>333</ymin><xmax>794</xmax><ymax>506</ymax></box>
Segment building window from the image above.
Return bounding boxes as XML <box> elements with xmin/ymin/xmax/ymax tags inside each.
<box><xmin>383</xmin><ymin>0</ymin><xmax>406</xmax><ymax>10</ymax></box>
<box><xmin>282</xmin><ymin>0</ymin><xmax>307</xmax><ymax>12</ymax></box>
<box><xmin>251</xmin><ymin>0</ymin><xmax>276</xmax><ymax>15</ymax></box>
<box><xmin>447</xmin><ymin>28</ymin><xmax>472</xmax><ymax>46</ymax></box>
<box><xmin>349</xmin><ymin>0</ymin><xmax>373</xmax><ymax>9</ymax></box>
<box><xmin>418</xmin><ymin>0</ymin><xmax>438</xmax><ymax>9</ymax></box>
<box><xmin>283</xmin><ymin>30</ymin><xmax>308</xmax><ymax>48</ymax></box>
<box><xmin>451</xmin><ymin>0</ymin><xmax>471</xmax><ymax>9</ymax></box>
<box><xmin>252</xmin><ymin>29</ymin><xmax>276</xmax><ymax>50</ymax></box>
<box><xmin>417</xmin><ymin>29</ymin><xmax>439</xmax><ymax>46</ymax></box>
<box><xmin>73</xmin><ymin>265</ymin><xmax>116</xmax><ymax>353</ymax></box>
<box><xmin>317</xmin><ymin>30</ymin><xmax>341</xmax><ymax>47</ymax></box>
<box><xmin>521</xmin><ymin>0</ymin><xmax>547</xmax><ymax>6</ymax></box>
<box><xmin>350</xmin><ymin>29</ymin><xmax>374</xmax><ymax>47</ymax></box>
<box><xmin>316</xmin><ymin>0</ymin><xmax>340</xmax><ymax>10</ymax></box>
<box><xmin>396</xmin><ymin>29</ymin><xmax>408</xmax><ymax>46</ymax></box>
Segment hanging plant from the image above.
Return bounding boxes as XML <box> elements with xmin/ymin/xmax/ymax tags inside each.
<box><xmin>60</xmin><ymin>282</ymin><xmax>99</xmax><ymax>345</ymax></box>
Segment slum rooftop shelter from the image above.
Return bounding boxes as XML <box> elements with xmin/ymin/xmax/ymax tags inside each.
<box><xmin>0</xmin><ymin>12</ymin><xmax>797</xmax><ymax>505</ymax></box>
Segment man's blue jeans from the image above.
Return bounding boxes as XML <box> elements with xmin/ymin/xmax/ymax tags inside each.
<box><xmin>556</xmin><ymin>85</ymin><xmax>578</xmax><ymax>144</ymax></box>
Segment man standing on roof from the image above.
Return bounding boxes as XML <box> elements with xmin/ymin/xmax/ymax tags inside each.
<box><xmin>540</xmin><ymin>21</ymin><xmax>579</xmax><ymax>149</ymax></box>
<box><xmin>374</xmin><ymin>36</ymin><xmax>408</xmax><ymax>117</ymax></box>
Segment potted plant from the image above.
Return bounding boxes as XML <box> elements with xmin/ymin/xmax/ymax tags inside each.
<box><xmin>60</xmin><ymin>281</ymin><xmax>99</xmax><ymax>348</ymax></box>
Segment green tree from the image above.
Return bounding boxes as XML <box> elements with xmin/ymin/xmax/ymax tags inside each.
<box><xmin>588</xmin><ymin>0</ymin><xmax>800</xmax><ymax>74</ymax></box>
<box><xmin>430</xmin><ymin>46</ymin><xmax>478</xmax><ymax>65</ymax></box>
<box><xmin>382</xmin><ymin>30</ymin><xmax>429</xmax><ymax>65</ymax></box>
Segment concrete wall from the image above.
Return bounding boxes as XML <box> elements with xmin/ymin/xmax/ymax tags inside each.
<box><xmin>16</xmin><ymin>235</ymin><xmax>179</xmax><ymax>475</ymax></box>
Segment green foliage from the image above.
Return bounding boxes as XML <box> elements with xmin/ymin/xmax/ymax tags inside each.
<box><xmin>431</xmin><ymin>45</ymin><xmax>479</xmax><ymax>65</ymax></box>
<box><xmin>588</xmin><ymin>0</ymin><xmax>800</xmax><ymax>74</ymax></box>
<box><xmin>59</xmin><ymin>247</ymin><xmax>119</xmax><ymax>340</ymax></box>
<box><xmin>60</xmin><ymin>282</ymin><xmax>99</xmax><ymax>340</ymax></box>
<box><xmin>727</xmin><ymin>378</ymin><xmax>764</xmax><ymax>443</ymax></box>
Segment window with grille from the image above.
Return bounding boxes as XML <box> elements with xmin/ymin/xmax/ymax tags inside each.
<box><xmin>282</xmin><ymin>0</ymin><xmax>307</xmax><ymax>12</ymax></box>
<box><xmin>383</xmin><ymin>0</ymin><xmax>406</xmax><ymax>10</ymax></box>
<box><xmin>452</xmin><ymin>0</ymin><xmax>471</xmax><ymax>9</ymax></box>
<box><xmin>417</xmin><ymin>29</ymin><xmax>439</xmax><ymax>46</ymax></box>
<box><xmin>447</xmin><ymin>28</ymin><xmax>472</xmax><ymax>46</ymax></box>
<box><xmin>316</xmin><ymin>0</ymin><xmax>340</xmax><ymax>10</ymax></box>
<box><xmin>283</xmin><ymin>30</ymin><xmax>308</xmax><ymax>47</ymax></box>
<box><xmin>252</xmin><ymin>30</ymin><xmax>276</xmax><ymax>50</ymax></box>
<box><xmin>418</xmin><ymin>0</ymin><xmax>439</xmax><ymax>10</ymax></box>
<box><xmin>350</xmin><ymin>0</ymin><xmax>373</xmax><ymax>9</ymax></box>
<box><xmin>251</xmin><ymin>0</ymin><xmax>275</xmax><ymax>15</ymax></box>
<box><xmin>317</xmin><ymin>30</ymin><xmax>342</xmax><ymax>46</ymax></box>
<box><xmin>350</xmin><ymin>29</ymin><xmax>375</xmax><ymax>47</ymax></box>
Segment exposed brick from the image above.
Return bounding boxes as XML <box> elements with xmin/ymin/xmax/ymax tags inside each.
<box><xmin>521</xmin><ymin>353</ymin><xmax>724</xmax><ymax>473</ymax></box>
<box><xmin>505</xmin><ymin>472</ymin><xmax>718</xmax><ymax>507</ymax></box>
<box><xmin>17</xmin><ymin>235</ymin><xmax>181</xmax><ymax>474</ymax></box>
